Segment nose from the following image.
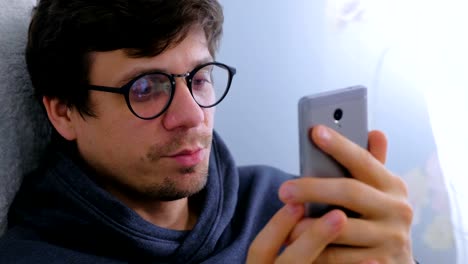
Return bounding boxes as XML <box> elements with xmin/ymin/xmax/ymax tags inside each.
<box><xmin>162</xmin><ymin>78</ymin><xmax>204</xmax><ymax>130</ymax></box>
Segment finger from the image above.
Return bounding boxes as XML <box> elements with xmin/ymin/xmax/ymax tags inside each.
<box><xmin>276</xmin><ymin>210</ymin><xmax>347</xmax><ymax>264</ymax></box>
<box><xmin>368</xmin><ymin>130</ymin><xmax>387</xmax><ymax>164</ymax></box>
<box><xmin>279</xmin><ymin>178</ymin><xmax>393</xmax><ymax>218</ymax></box>
<box><xmin>247</xmin><ymin>204</ymin><xmax>304</xmax><ymax>264</ymax></box>
<box><xmin>311</xmin><ymin>125</ymin><xmax>396</xmax><ymax>192</ymax></box>
<box><xmin>287</xmin><ymin>218</ymin><xmax>315</xmax><ymax>244</ymax></box>
<box><xmin>314</xmin><ymin>246</ymin><xmax>379</xmax><ymax>264</ymax></box>
<box><xmin>289</xmin><ymin>218</ymin><xmax>385</xmax><ymax>248</ymax></box>
<box><xmin>315</xmin><ymin>234</ymin><xmax>414</xmax><ymax>264</ymax></box>
<box><xmin>331</xmin><ymin>218</ymin><xmax>386</xmax><ymax>247</ymax></box>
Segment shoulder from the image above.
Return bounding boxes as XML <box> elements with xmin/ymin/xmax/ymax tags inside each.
<box><xmin>0</xmin><ymin>227</ymin><xmax>119</xmax><ymax>264</ymax></box>
<box><xmin>0</xmin><ymin>238</ymin><xmax>69</xmax><ymax>264</ymax></box>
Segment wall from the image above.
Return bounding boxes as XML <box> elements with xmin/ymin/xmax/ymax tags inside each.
<box><xmin>215</xmin><ymin>0</ymin><xmax>463</xmax><ymax>263</ymax></box>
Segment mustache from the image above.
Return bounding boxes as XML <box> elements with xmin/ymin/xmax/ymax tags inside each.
<box><xmin>146</xmin><ymin>133</ymin><xmax>212</xmax><ymax>162</ymax></box>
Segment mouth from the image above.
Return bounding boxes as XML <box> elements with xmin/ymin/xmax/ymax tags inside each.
<box><xmin>166</xmin><ymin>148</ymin><xmax>206</xmax><ymax>167</ymax></box>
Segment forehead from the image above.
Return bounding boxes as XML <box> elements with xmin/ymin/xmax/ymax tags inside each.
<box><xmin>88</xmin><ymin>28</ymin><xmax>211</xmax><ymax>86</ymax></box>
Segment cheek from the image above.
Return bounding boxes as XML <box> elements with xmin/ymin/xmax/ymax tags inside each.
<box><xmin>74</xmin><ymin>120</ymin><xmax>121</xmax><ymax>156</ymax></box>
<box><xmin>73</xmin><ymin>111</ymin><xmax>144</xmax><ymax>163</ymax></box>
<box><xmin>75</xmin><ymin>118</ymin><xmax>152</xmax><ymax>178</ymax></box>
<box><xmin>83</xmin><ymin>94</ymin><xmax>143</xmax><ymax>144</ymax></box>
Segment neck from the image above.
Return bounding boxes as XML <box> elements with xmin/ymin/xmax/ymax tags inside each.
<box><xmin>134</xmin><ymin>198</ymin><xmax>197</xmax><ymax>230</ymax></box>
<box><xmin>113</xmin><ymin>194</ymin><xmax>201</xmax><ymax>231</ymax></box>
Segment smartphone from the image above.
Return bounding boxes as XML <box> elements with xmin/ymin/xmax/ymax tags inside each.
<box><xmin>298</xmin><ymin>85</ymin><xmax>368</xmax><ymax>217</ymax></box>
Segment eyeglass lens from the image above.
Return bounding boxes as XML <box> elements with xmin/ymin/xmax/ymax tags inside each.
<box><xmin>128</xmin><ymin>64</ymin><xmax>230</xmax><ymax>119</ymax></box>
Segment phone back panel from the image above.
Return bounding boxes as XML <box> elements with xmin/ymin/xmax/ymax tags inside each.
<box><xmin>299</xmin><ymin>86</ymin><xmax>368</xmax><ymax>178</ymax></box>
<box><xmin>298</xmin><ymin>86</ymin><xmax>368</xmax><ymax>216</ymax></box>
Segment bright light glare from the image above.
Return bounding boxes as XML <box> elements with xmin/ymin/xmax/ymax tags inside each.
<box><xmin>392</xmin><ymin>1</ymin><xmax>468</xmax><ymax>263</ymax></box>
<box><xmin>421</xmin><ymin>44</ymin><xmax>468</xmax><ymax>263</ymax></box>
<box><xmin>329</xmin><ymin>0</ymin><xmax>468</xmax><ymax>262</ymax></box>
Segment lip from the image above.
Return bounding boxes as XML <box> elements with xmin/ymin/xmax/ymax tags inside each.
<box><xmin>167</xmin><ymin>148</ymin><xmax>206</xmax><ymax>167</ymax></box>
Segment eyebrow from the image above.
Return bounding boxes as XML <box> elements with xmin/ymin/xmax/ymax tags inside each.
<box><xmin>116</xmin><ymin>57</ymin><xmax>214</xmax><ymax>87</ymax></box>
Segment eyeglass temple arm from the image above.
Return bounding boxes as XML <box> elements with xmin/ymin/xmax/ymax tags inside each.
<box><xmin>87</xmin><ymin>85</ymin><xmax>125</xmax><ymax>95</ymax></box>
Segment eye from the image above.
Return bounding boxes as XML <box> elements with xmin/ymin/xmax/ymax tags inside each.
<box><xmin>192</xmin><ymin>70</ymin><xmax>212</xmax><ymax>90</ymax></box>
<box><xmin>129</xmin><ymin>74</ymin><xmax>172</xmax><ymax>104</ymax></box>
<box><xmin>130</xmin><ymin>78</ymin><xmax>153</xmax><ymax>102</ymax></box>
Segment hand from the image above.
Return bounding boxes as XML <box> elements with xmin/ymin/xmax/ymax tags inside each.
<box><xmin>278</xmin><ymin>125</ymin><xmax>414</xmax><ymax>263</ymax></box>
<box><xmin>246</xmin><ymin>204</ymin><xmax>347</xmax><ymax>264</ymax></box>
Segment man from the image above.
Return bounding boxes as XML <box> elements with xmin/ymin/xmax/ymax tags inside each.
<box><xmin>0</xmin><ymin>0</ymin><xmax>416</xmax><ymax>263</ymax></box>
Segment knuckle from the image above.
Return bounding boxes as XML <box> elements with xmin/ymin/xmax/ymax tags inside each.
<box><xmin>388</xmin><ymin>230</ymin><xmax>413</xmax><ymax>260</ymax></box>
<box><xmin>389</xmin><ymin>229</ymin><xmax>408</xmax><ymax>247</ymax></box>
<box><xmin>392</xmin><ymin>175</ymin><xmax>410</xmax><ymax>197</ymax></box>
<box><xmin>397</xmin><ymin>200</ymin><xmax>414</xmax><ymax>226</ymax></box>
<box><xmin>386</xmin><ymin>202</ymin><xmax>413</xmax><ymax>251</ymax></box>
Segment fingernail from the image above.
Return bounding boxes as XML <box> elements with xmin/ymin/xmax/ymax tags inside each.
<box><xmin>325</xmin><ymin>211</ymin><xmax>343</xmax><ymax>229</ymax></box>
<box><xmin>317</xmin><ymin>126</ymin><xmax>331</xmax><ymax>142</ymax></box>
<box><xmin>279</xmin><ymin>183</ymin><xmax>297</xmax><ymax>202</ymax></box>
<box><xmin>286</xmin><ymin>204</ymin><xmax>302</xmax><ymax>215</ymax></box>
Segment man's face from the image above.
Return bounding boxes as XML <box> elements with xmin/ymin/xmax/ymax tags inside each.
<box><xmin>68</xmin><ymin>29</ymin><xmax>214</xmax><ymax>202</ymax></box>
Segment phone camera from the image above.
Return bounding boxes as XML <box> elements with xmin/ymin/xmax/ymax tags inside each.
<box><xmin>334</xmin><ymin>109</ymin><xmax>343</xmax><ymax>121</ymax></box>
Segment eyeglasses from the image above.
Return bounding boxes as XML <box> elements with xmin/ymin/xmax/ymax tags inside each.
<box><xmin>86</xmin><ymin>62</ymin><xmax>236</xmax><ymax>120</ymax></box>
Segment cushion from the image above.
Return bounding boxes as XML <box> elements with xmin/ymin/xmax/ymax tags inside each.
<box><xmin>0</xmin><ymin>0</ymin><xmax>51</xmax><ymax>235</ymax></box>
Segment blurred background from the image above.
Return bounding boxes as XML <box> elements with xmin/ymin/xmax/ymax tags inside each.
<box><xmin>216</xmin><ymin>0</ymin><xmax>468</xmax><ymax>263</ymax></box>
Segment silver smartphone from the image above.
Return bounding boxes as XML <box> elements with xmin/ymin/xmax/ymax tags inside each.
<box><xmin>298</xmin><ymin>85</ymin><xmax>368</xmax><ymax>217</ymax></box>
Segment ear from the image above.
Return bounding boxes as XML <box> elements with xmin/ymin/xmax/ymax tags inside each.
<box><xmin>42</xmin><ymin>96</ymin><xmax>77</xmax><ymax>141</ymax></box>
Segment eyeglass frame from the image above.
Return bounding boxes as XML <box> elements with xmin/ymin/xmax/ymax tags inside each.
<box><xmin>86</xmin><ymin>61</ymin><xmax>236</xmax><ymax>120</ymax></box>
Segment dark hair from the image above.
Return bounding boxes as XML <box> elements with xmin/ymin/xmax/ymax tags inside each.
<box><xmin>26</xmin><ymin>0</ymin><xmax>224</xmax><ymax>117</ymax></box>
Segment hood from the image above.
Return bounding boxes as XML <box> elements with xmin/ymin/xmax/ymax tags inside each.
<box><xmin>8</xmin><ymin>131</ymin><xmax>239</xmax><ymax>263</ymax></box>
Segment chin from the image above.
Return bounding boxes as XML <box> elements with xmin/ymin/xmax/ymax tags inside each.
<box><xmin>101</xmin><ymin>157</ymin><xmax>210</xmax><ymax>203</ymax></box>
<box><xmin>134</xmin><ymin>163</ymin><xmax>209</xmax><ymax>202</ymax></box>
<box><xmin>151</xmin><ymin>171</ymin><xmax>208</xmax><ymax>201</ymax></box>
